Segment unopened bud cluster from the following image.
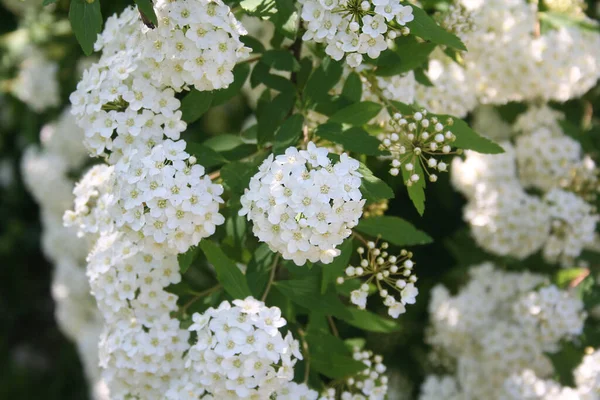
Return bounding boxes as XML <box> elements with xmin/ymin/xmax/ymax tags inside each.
<box><xmin>340</xmin><ymin>241</ymin><xmax>418</xmax><ymax>318</ymax></box>
<box><xmin>321</xmin><ymin>347</ymin><xmax>389</xmax><ymax>400</ymax></box>
<box><xmin>378</xmin><ymin>110</ymin><xmax>458</xmax><ymax>186</ymax></box>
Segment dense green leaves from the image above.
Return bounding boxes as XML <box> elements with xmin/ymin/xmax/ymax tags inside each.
<box><xmin>181</xmin><ymin>91</ymin><xmax>213</xmax><ymax>123</ymax></box>
<box><xmin>246</xmin><ymin>244</ymin><xmax>277</xmax><ymax>297</ymax></box>
<box><xmin>404</xmin><ymin>3</ymin><xmax>467</xmax><ymax>51</ymax></box>
<box><xmin>220</xmin><ymin>156</ymin><xmax>266</xmax><ymax>195</ymax></box>
<box><xmin>305</xmin><ymin>329</ymin><xmax>367</xmax><ymax>379</ymax></box>
<box><xmin>261</xmin><ymin>50</ymin><xmax>301</xmax><ymax>71</ymax></box>
<box><xmin>376</xmin><ymin>37</ymin><xmax>437</xmax><ymax>77</ymax></box>
<box><xmin>274</xmin><ymin>274</ymin><xmax>352</xmax><ymax>319</ymax></box>
<box><xmin>134</xmin><ymin>0</ymin><xmax>158</xmax><ymax>27</ymax></box>
<box><xmin>357</xmin><ymin>162</ymin><xmax>395</xmax><ymax>202</ymax></box>
<box><xmin>315</xmin><ymin>123</ymin><xmax>383</xmax><ymax>156</ymax></box>
<box><xmin>329</xmin><ymin>102</ymin><xmax>383</xmax><ymax>126</ymax></box>
<box><xmin>341</xmin><ymin>72</ymin><xmax>363</xmax><ymax>103</ymax></box>
<box><xmin>321</xmin><ymin>239</ymin><xmax>353</xmax><ymax>294</ymax></box>
<box><xmin>440</xmin><ymin>115</ymin><xmax>505</xmax><ymax>154</ymax></box>
<box><xmin>178</xmin><ymin>246</ymin><xmax>200</xmax><ymax>274</ymax></box>
<box><xmin>69</xmin><ymin>0</ymin><xmax>103</xmax><ymax>56</ymax></box>
<box><xmin>305</xmin><ymin>57</ymin><xmax>344</xmax><ymax>105</ymax></box>
<box><xmin>356</xmin><ymin>216</ymin><xmax>433</xmax><ymax>246</ymax></box>
<box><xmin>274</xmin><ymin>114</ymin><xmax>304</xmax><ymax>153</ymax></box>
<box><xmin>199</xmin><ymin>241</ymin><xmax>251</xmax><ymax>299</ymax></box>
<box><xmin>339</xmin><ymin>308</ymin><xmax>402</xmax><ymax>333</ymax></box>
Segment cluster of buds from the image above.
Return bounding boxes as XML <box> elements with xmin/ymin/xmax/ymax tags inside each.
<box><xmin>339</xmin><ymin>241</ymin><xmax>418</xmax><ymax>318</ymax></box>
<box><xmin>378</xmin><ymin>110</ymin><xmax>459</xmax><ymax>186</ymax></box>
<box><xmin>362</xmin><ymin>200</ymin><xmax>389</xmax><ymax>219</ymax></box>
<box><xmin>321</xmin><ymin>347</ymin><xmax>389</xmax><ymax>400</ymax></box>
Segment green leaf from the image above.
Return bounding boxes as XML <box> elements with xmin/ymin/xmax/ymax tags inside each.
<box><xmin>438</xmin><ymin>115</ymin><xmax>504</xmax><ymax>154</ymax></box>
<box><xmin>240</xmin><ymin>0</ymin><xmax>276</xmax><ymax>17</ymax></box>
<box><xmin>389</xmin><ymin>100</ymin><xmax>416</xmax><ymax>115</ymax></box>
<box><xmin>211</xmin><ymin>63</ymin><xmax>251</xmax><ymax>106</ymax></box>
<box><xmin>240</xmin><ymin>36</ymin><xmax>266</xmax><ymax>54</ymax></box>
<box><xmin>305</xmin><ymin>330</ymin><xmax>366</xmax><ymax>379</ymax></box>
<box><xmin>69</xmin><ymin>0</ymin><xmax>103</xmax><ymax>56</ymax></box>
<box><xmin>339</xmin><ymin>308</ymin><xmax>402</xmax><ymax>333</ymax></box>
<box><xmin>180</xmin><ymin>90</ymin><xmax>213</xmax><ymax>123</ymax></box>
<box><xmin>329</xmin><ymin>101</ymin><xmax>382</xmax><ymax>126</ymax></box>
<box><xmin>274</xmin><ymin>114</ymin><xmax>304</xmax><ymax>153</ymax></box>
<box><xmin>185</xmin><ymin>143</ymin><xmax>228</xmax><ymax>168</ymax></box>
<box><xmin>305</xmin><ymin>57</ymin><xmax>344</xmax><ymax>105</ymax></box>
<box><xmin>246</xmin><ymin>243</ymin><xmax>277</xmax><ymax>297</ymax></box>
<box><xmin>261</xmin><ymin>49</ymin><xmax>301</xmax><ymax>72</ymax></box>
<box><xmin>257</xmin><ymin>88</ymin><xmax>295</xmax><ymax>145</ymax></box>
<box><xmin>221</xmin><ymin>155</ymin><xmax>267</xmax><ymax>196</ymax></box>
<box><xmin>315</xmin><ymin>123</ymin><xmax>383</xmax><ymax>156</ymax></box>
<box><xmin>341</xmin><ymin>72</ymin><xmax>362</xmax><ymax>103</ymax></box>
<box><xmin>375</xmin><ymin>37</ymin><xmax>436</xmax><ymax>77</ymax></box>
<box><xmin>271</xmin><ymin>0</ymin><xmax>298</xmax><ymax>38</ymax></box>
<box><xmin>274</xmin><ymin>275</ymin><xmax>352</xmax><ymax>319</ymax></box>
<box><xmin>355</xmin><ymin>216</ymin><xmax>433</xmax><ymax>246</ymax></box>
<box><xmin>203</xmin><ymin>134</ymin><xmax>245</xmax><ymax>152</ymax></box>
<box><xmin>42</xmin><ymin>0</ymin><xmax>57</xmax><ymax>5</ymax></box>
<box><xmin>357</xmin><ymin>162</ymin><xmax>395</xmax><ymax>202</ymax></box>
<box><xmin>178</xmin><ymin>246</ymin><xmax>200</xmax><ymax>274</ymax></box>
<box><xmin>134</xmin><ymin>0</ymin><xmax>158</xmax><ymax>27</ymax></box>
<box><xmin>554</xmin><ymin>268</ymin><xmax>588</xmax><ymax>288</ymax></box>
<box><xmin>199</xmin><ymin>241</ymin><xmax>252</xmax><ymax>299</ymax></box>
<box><xmin>404</xmin><ymin>3</ymin><xmax>467</xmax><ymax>51</ymax></box>
<box><xmin>414</xmin><ymin>67</ymin><xmax>434</xmax><ymax>86</ymax></box>
<box><xmin>321</xmin><ymin>239</ymin><xmax>353</xmax><ymax>294</ymax></box>
<box><xmin>251</xmin><ymin>62</ymin><xmax>295</xmax><ymax>92</ymax></box>
<box><xmin>401</xmin><ymin>161</ymin><xmax>426</xmax><ymax>215</ymax></box>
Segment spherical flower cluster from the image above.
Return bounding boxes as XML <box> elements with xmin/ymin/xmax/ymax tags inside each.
<box><xmin>299</xmin><ymin>0</ymin><xmax>414</xmax><ymax>67</ymax></box>
<box><xmin>12</xmin><ymin>46</ymin><xmax>60</xmax><ymax>112</ymax></box>
<box><xmin>341</xmin><ymin>241</ymin><xmax>418</xmax><ymax>318</ymax></box>
<box><xmin>21</xmin><ymin>110</ymin><xmax>108</xmax><ymax>400</ymax></box>
<box><xmin>456</xmin><ymin>0</ymin><xmax>600</xmax><ymax>104</ymax></box>
<box><xmin>139</xmin><ymin>0</ymin><xmax>250</xmax><ymax>91</ymax></box>
<box><xmin>378</xmin><ymin>110</ymin><xmax>457</xmax><ymax>185</ymax></box>
<box><xmin>424</xmin><ymin>263</ymin><xmax>586</xmax><ymax>400</ymax></box>
<box><xmin>321</xmin><ymin>347</ymin><xmax>388</xmax><ymax>400</ymax></box>
<box><xmin>515</xmin><ymin>128</ymin><xmax>582</xmax><ymax>191</ymax></box>
<box><xmin>463</xmin><ymin>183</ymin><xmax>551</xmax><ymax>260</ymax></box>
<box><xmin>181</xmin><ymin>297</ymin><xmax>303</xmax><ymax>398</ymax></box>
<box><xmin>239</xmin><ymin>142</ymin><xmax>365</xmax><ymax>265</ymax></box>
<box><xmin>452</xmin><ymin>111</ymin><xmax>599</xmax><ymax>266</ymax></box>
<box><xmin>543</xmin><ymin>188</ymin><xmax>599</xmax><ymax>265</ymax></box>
<box><xmin>502</xmin><ymin>369</ymin><xmax>579</xmax><ymax>400</ymax></box>
<box><xmin>575</xmin><ymin>349</ymin><xmax>600</xmax><ymax>399</ymax></box>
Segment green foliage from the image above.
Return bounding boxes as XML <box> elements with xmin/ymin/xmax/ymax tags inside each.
<box><xmin>315</xmin><ymin>123</ymin><xmax>384</xmax><ymax>156</ymax></box>
<box><xmin>440</xmin><ymin>115</ymin><xmax>505</xmax><ymax>154</ymax></box>
<box><xmin>321</xmin><ymin>239</ymin><xmax>353</xmax><ymax>293</ymax></box>
<box><xmin>375</xmin><ymin>36</ymin><xmax>437</xmax><ymax>77</ymax></box>
<box><xmin>305</xmin><ymin>327</ymin><xmax>367</xmax><ymax>379</ymax></box>
<box><xmin>356</xmin><ymin>216</ymin><xmax>433</xmax><ymax>246</ymax></box>
<box><xmin>357</xmin><ymin>162</ymin><xmax>395</xmax><ymax>202</ymax></box>
<box><xmin>339</xmin><ymin>308</ymin><xmax>402</xmax><ymax>333</ymax></box>
<box><xmin>69</xmin><ymin>0</ymin><xmax>103</xmax><ymax>56</ymax></box>
<box><xmin>199</xmin><ymin>241</ymin><xmax>252</xmax><ymax>299</ymax></box>
<box><xmin>404</xmin><ymin>3</ymin><xmax>467</xmax><ymax>51</ymax></box>
<box><xmin>133</xmin><ymin>0</ymin><xmax>158</xmax><ymax>26</ymax></box>
<box><xmin>185</xmin><ymin>143</ymin><xmax>229</xmax><ymax>168</ymax></box>
<box><xmin>329</xmin><ymin>102</ymin><xmax>383</xmax><ymax>126</ymax></box>
<box><xmin>181</xmin><ymin>91</ymin><xmax>213</xmax><ymax>124</ymax></box>
<box><xmin>274</xmin><ymin>114</ymin><xmax>304</xmax><ymax>153</ymax></box>
<box><xmin>402</xmin><ymin>161</ymin><xmax>426</xmax><ymax>215</ymax></box>
<box><xmin>178</xmin><ymin>246</ymin><xmax>200</xmax><ymax>274</ymax></box>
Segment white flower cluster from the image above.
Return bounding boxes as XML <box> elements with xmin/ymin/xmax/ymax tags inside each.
<box><xmin>456</xmin><ymin>0</ymin><xmax>600</xmax><ymax>104</ymax></box>
<box><xmin>276</xmin><ymin>382</ymin><xmax>319</xmax><ymax>400</ymax></box>
<box><xmin>299</xmin><ymin>0</ymin><xmax>414</xmax><ymax>66</ymax></box>
<box><xmin>12</xmin><ymin>46</ymin><xmax>60</xmax><ymax>112</ymax></box>
<box><xmin>321</xmin><ymin>347</ymin><xmax>389</xmax><ymax>400</ymax></box>
<box><xmin>240</xmin><ymin>142</ymin><xmax>365</xmax><ymax>266</ymax></box>
<box><xmin>21</xmin><ymin>109</ymin><xmax>108</xmax><ymax>400</ymax></box>
<box><xmin>173</xmin><ymin>297</ymin><xmax>303</xmax><ymax>398</ymax></box>
<box><xmin>68</xmin><ymin>2</ymin><xmax>244</xmax><ymax>255</ymax></box>
<box><xmin>422</xmin><ymin>262</ymin><xmax>586</xmax><ymax>400</ymax></box>
<box><xmin>378</xmin><ymin>110</ymin><xmax>457</xmax><ymax>185</ymax></box>
<box><xmin>453</xmin><ymin>106</ymin><xmax>599</xmax><ymax>266</ymax></box>
<box><xmin>341</xmin><ymin>241</ymin><xmax>418</xmax><ymax>318</ymax></box>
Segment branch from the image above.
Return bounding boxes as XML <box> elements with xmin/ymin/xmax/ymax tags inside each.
<box><xmin>260</xmin><ymin>254</ymin><xmax>281</xmax><ymax>302</ymax></box>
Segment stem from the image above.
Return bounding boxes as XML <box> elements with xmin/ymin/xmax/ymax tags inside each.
<box><xmin>181</xmin><ymin>284</ymin><xmax>222</xmax><ymax>314</ymax></box>
<box><xmin>328</xmin><ymin>316</ymin><xmax>340</xmax><ymax>338</ymax></box>
<box><xmin>260</xmin><ymin>254</ymin><xmax>280</xmax><ymax>302</ymax></box>
<box><xmin>297</xmin><ymin>328</ymin><xmax>311</xmax><ymax>384</ymax></box>
<box><xmin>209</xmin><ymin>170</ymin><xmax>221</xmax><ymax>180</ymax></box>
<box><xmin>352</xmin><ymin>231</ymin><xmax>370</xmax><ymax>246</ymax></box>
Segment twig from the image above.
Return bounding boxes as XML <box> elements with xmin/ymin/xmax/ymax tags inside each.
<box><xmin>352</xmin><ymin>231</ymin><xmax>370</xmax><ymax>246</ymax></box>
<box><xmin>181</xmin><ymin>284</ymin><xmax>222</xmax><ymax>314</ymax></box>
<box><xmin>261</xmin><ymin>254</ymin><xmax>281</xmax><ymax>301</ymax></box>
<box><xmin>569</xmin><ymin>269</ymin><xmax>590</xmax><ymax>288</ymax></box>
<box><xmin>328</xmin><ymin>316</ymin><xmax>340</xmax><ymax>338</ymax></box>
<box><xmin>297</xmin><ymin>328</ymin><xmax>311</xmax><ymax>384</ymax></box>
<box><xmin>209</xmin><ymin>170</ymin><xmax>221</xmax><ymax>180</ymax></box>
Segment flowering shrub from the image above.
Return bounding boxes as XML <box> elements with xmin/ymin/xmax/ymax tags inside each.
<box><xmin>3</xmin><ymin>0</ymin><xmax>600</xmax><ymax>399</ymax></box>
